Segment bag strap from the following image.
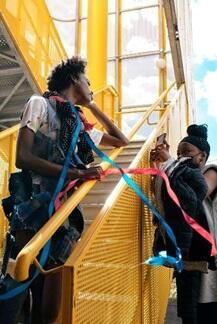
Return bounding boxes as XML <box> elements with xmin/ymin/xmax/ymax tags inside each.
<box><xmin>0</xmin><ymin>102</ymin><xmax>81</xmax><ymax>300</ymax></box>
<box><xmin>0</xmin><ymin>232</ymin><xmax>15</xmax><ymax>278</ymax></box>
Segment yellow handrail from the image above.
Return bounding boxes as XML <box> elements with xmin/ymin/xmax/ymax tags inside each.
<box><xmin>65</xmin><ymin>96</ymin><xmax>176</xmax><ymax>267</ymax></box>
<box><xmin>66</xmin><ymin>83</ymin><xmax>184</xmax><ymax>259</ymax></box>
<box><xmin>14</xmin><ymin>81</ymin><xmax>176</xmax><ymax>281</ymax></box>
<box><xmin>0</xmin><ymin>85</ymin><xmax>118</xmax><ymax>259</ymax></box>
<box><xmin>0</xmin><ymin>125</ymin><xmax>20</xmax><ymax>140</ymax></box>
<box><xmin>64</xmin><ymin>86</ymin><xmax>185</xmax><ymax>324</ymax></box>
<box><xmin>94</xmin><ymin>85</ymin><xmax>118</xmax><ymax>97</ymax></box>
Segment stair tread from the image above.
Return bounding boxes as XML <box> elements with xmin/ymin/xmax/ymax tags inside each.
<box><xmin>81</xmin><ymin>203</ymin><xmax>104</xmax><ymax>207</ymax></box>
<box><xmin>94</xmin><ymin>151</ymin><xmax>139</xmax><ymax>157</ymax></box>
<box><xmin>87</xmin><ymin>189</ymin><xmax>111</xmax><ymax>194</ymax></box>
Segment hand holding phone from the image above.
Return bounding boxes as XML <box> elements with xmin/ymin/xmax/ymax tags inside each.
<box><xmin>156</xmin><ymin>133</ymin><xmax>167</xmax><ymax>146</ymax></box>
<box><xmin>150</xmin><ymin>133</ymin><xmax>170</xmax><ymax>165</ymax></box>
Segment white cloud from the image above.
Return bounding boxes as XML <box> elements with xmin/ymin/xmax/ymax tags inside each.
<box><xmin>192</xmin><ymin>0</ymin><xmax>217</xmax><ymax>63</ymax></box>
<box><xmin>122</xmin><ymin>75</ymin><xmax>158</xmax><ymax>106</ymax></box>
<box><xmin>195</xmin><ymin>70</ymin><xmax>217</xmax><ymax>120</ymax></box>
<box><xmin>194</xmin><ymin>80</ymin><xmax>205</xmax><ymax>101</ymax></box>
<box><xmin>125</xmin><ymin>36</ymin><xmax>157</xmax><ymax>53</ymax></box>
<box><xmin>46</xmin><ymin>0</ymin><xmax>76</xmax><ymax>56</ymax></box>
<box><xmin>208</xmin><ymin>156</ymin><xmax>217</xmax><ymax>163</ymax></box>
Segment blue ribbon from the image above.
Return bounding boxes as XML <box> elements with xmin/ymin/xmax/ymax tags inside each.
<box><xmin>0</xmin><ymin>103</ymin><xmax>81</xmax><ymax>300</ymax></box>
<box><xmin>0</xmin><ymin>105</ymin><xmax>182</xmax><ymax>301</ymax></box>
<box><xmin>84</xmin><ymin>133</ymin><xmax>183</xmax><ymax>272</ymax></box>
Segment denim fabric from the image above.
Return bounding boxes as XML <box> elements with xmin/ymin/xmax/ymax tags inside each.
<box><xmin>10</xmin><ymin>191</ymin><xmax>84</xmax><ymax>264</ymax></box>
<box><xmin>50</xmin><ymin>225</ymin><xmax>81</xmax><ymax>264</ymax></box>
<box><xmin>10</xmin><ymin>192</ymin><xmax>51</xmax><ymax>233</ymax></box>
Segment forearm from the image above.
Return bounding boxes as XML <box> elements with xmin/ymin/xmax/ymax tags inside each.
<box><xmin>16</xmin><ymin>127</ymin><xmax>102</xmax><ymax>181</ymax></box>
<box><xmin>88</xmin><ymin>102</ymin><xmax>128</xmax><ymax>143</ymax></box>
<box><xmin>16</xmin><ymin>153</ymin><xmax>83</xmax><ymax>180</ymax></box>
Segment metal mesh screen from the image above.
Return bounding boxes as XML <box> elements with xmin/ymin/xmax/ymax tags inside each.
<box><xmin>0</xmin><ymin>58</ymin><xmax>19</xmax><ymax>69</ymax></box>
<box><xmin>0</xmin><ymin>131</ymin><xmax>18</xmax><ymax>255</ymax></box>
<box><xmin>69</xmin><ymin>175</ymin><xmax>142</xmax><ymax>323</ymax></box>
<box><xmin>142</xmin><ymin>148</ymin><xmax>172</xmax><ymax>324</ymax></box>
<box><xmin>64</xmin><ymin>143</ymin><xmax>172</xmax><ymax>323</ymax></box>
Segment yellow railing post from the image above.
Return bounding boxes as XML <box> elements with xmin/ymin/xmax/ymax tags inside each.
<box><xmin>85</xmin><ymin>0</ymin><xmax>109</xmax><ymax>125</ymax></box>
<box><xmin>158</xmin><ymin>2</ymin><xmax>167</xmax><ymax>97</ymax></box>
<box><xmin>8</xmin><ymin>133</ymin><xmax>17</xmax><ymax>173</ymax></box>
<box><xmin>75</xmin><ymin>0</ymin><xmax>82</xmax><ymax>55</ymax></box>
<box><xmin>87</xmin><ymin>0</ymin><xmax>108</xmax><ymax>91</ymax></box>
<box><xmin>115</xmin><ymin>0</ymin><xmax>122</xmax><ymax>129</ymax></box>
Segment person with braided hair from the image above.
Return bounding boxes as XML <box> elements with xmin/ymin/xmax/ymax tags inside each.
<box><xmin>0</xmin><ymin>57</ymin><xmax>129</xmax><ymax>323</ymax></box>
<box><xmin>151</xmin><ymin>124</ymin><xmax>217</xmax><ymax>324</ymax></box>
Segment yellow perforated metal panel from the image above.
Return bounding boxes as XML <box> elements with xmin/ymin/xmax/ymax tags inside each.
<box><xmin>63</xmin><ymin>140</ymin><xmax>173</xmax><ymax>323</ymax></box>
<box><xmin>142</xmin><ymin>148</ymin><xmax>172</xmax><ymax>324</ymax></box>
<box><xmin>69</xmin><ymin>175</ymin><xmax>142</xmax><ymax>323</ymax></box>
<box><xmin>0</xmin><ymin>127</ymin><xmax>18</xmax><ymax>255</ymax></box>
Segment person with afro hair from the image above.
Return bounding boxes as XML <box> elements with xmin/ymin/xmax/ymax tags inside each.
<box><xmin>0</xmin><ymin>57</ymin><xmax>129</xmax><ymax>324</ymax></box>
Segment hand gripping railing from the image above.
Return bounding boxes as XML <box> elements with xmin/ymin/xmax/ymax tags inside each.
<box><xmin>14</xmin><ymin>82</ymin><xmax>176</xmax><ymax>281</ymax></box>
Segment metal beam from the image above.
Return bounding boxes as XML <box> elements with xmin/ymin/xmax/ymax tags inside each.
<box><xmin>121</xmin><ymin>103</ymin><xmax>152</xmax><ymax>109</ymax></box>
<box><xmin>0</xmin><ymin>75</ymin><xmax>26</xmax><ymax>112</ymax></box>
<box><xmin>0</xmin><ymin>117</ymin><xmax>20</xmax><ymax>123</ymax></box>
<box><xmin>0</xmin><ymin>67</ymin><xmax>22</xmax><ymax>77</ymax></box>
<box><xmin>51</xmin><ymin>4</ymin><xmax>159</xmax><ymax>22</ymax></box>
<box><xmin>120</xmin><ymin>4</ymin><xmax>159</xmax><ymax>13</ymax></box>
<box><xmin>75</xmin><ymin>0</ymin><xmax>82</xmax><ymax>55</ymax></box>
<box><xmin>0</xmin><ymin>124</ymin><xmax>7</xmax><ymax>130</ymax></box>
<box><xmin>108</xmin><ymin>50</ymin><xmax>161</xmax><ymax>62</ymax></box>
<box><xmin>0</xmin><ymin>51</ymin><xmax>17</xmax><ymax>63</ymax></box>
<box><xmin>163</xmin><ymin>0</ymin><xmax>185</xmax><ymax>87</ymax></box>
<box><xmin>0</xmin><ymin>86</ymin><xmax>30</xmax><ymax>98</ymax></box>
<box><xmin>115</xmin><ymin>0</ymin><xmax>122</xmax><ymax>128</ymax></box>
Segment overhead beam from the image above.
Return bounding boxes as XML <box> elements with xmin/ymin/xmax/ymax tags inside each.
<box><xmin>0</xmin><ymin>67</ymin><xmax>22</xmax><ymax>77</ymax></box>
<box><xmin>0</xmin><ymin>75</ymin><xmax>26</xmax><ymax>112</ymax></box>
<box><xmin>0</xmin><ymin>85</ymin><xmax>30</xmax><ymax>98</ymax></box>
<box><xmin>0</xmin><ymin>51</ymin><xmax>17</xmax><ymax>63</ymax></box>
<box><xmin>163</xmin><ymin>0</ymin><xmax>185</xmax><ymax>87</ymax></box>
<box><xmin>0</xmin><ymin>124</ymin><xmax>7</xmax><ymax>130</ymax></box>
<box><xmin>0</xmin><ymin>117</ymin><xmax>20</xmax><ymax>123</ymax></box>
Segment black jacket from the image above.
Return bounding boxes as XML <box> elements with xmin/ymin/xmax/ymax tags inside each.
<box><xmin>154</xmin><ymin>161</ymin><xmax>211</xmax><ymax>262</ymax></box>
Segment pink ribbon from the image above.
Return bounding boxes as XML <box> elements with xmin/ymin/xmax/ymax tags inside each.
<box><xmin>54</xmin><ymin>167</ymin><xmax>217</xmax><ymax>256</ymax></box>
<box><xmin>54</xmin><ymin>179</ymin><xmax>79</xmax><ymax>211</ymax></box>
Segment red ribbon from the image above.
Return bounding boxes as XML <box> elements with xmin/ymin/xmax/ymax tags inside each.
<box><xmin>55</xmin><ymin>167</ymin><xmax>217</xmax><ymax>256</ymax></box>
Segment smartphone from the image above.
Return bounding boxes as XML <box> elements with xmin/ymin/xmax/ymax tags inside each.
<box><xmin>156</xmin><ymin>133</ymin><xmax>166</xmax><ymax>146</ymax></box>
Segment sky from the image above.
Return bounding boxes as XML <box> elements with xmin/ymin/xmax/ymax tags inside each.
<box><xmin>192</xmin><ymin>0</ymin><xmax>217</xmax><ymax>160</ymax></box>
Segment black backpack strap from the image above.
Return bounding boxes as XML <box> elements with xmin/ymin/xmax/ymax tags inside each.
<box><xmin>1</xmin><ymin>232</ymin><xmax>15</xmax><ymax>277</ymax></box>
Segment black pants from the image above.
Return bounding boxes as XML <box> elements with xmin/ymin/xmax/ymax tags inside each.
<box><xmin>175</xmin><ymin>270</ymin><xmax>201</xmax><ymax>324</ymax></box>
<box><xmin>197</xmin><ymin>302</ymin><xmax>217</xmax><ymax>324</ymax></box>
<box><xmin>0</xmin><ymin>274</ymin><xmax>44</xmax><ymax>324</ymax></box>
